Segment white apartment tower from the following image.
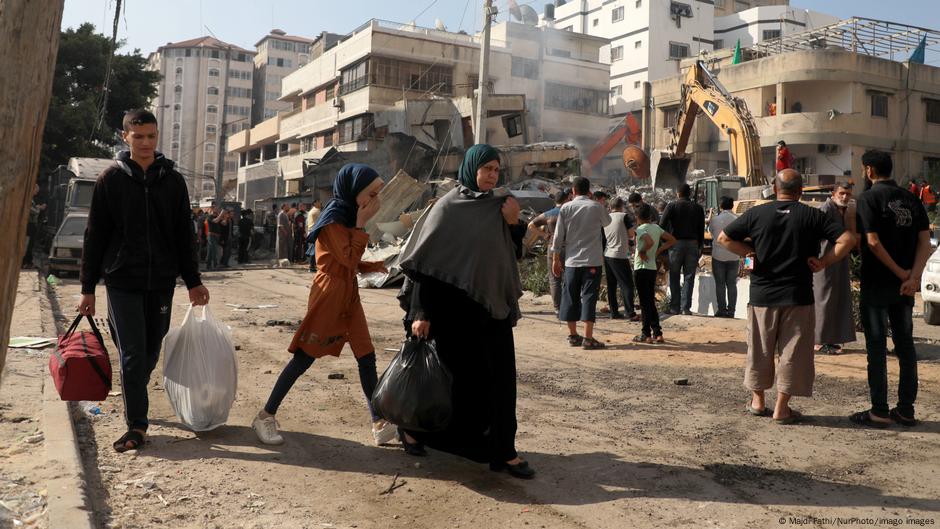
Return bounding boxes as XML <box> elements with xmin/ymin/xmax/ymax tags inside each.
<box><xmin>148</xmin><ymin>37</ymin><xmax>255</xmax><ymax>200</ymax></box>
<box><xmin>251</xmin><ymin>30</ymin><xmax>316</xmax><ymax>125</ymax></box>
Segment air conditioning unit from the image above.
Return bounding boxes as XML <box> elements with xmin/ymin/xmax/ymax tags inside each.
<box><xmin>670</xmin><ymin>2</ymin><xmax>693</xmax><ymax>17</ymax></box>
<box><xmin>332</xmin><ymin>98</ymin><xmax>343</xmax><ymax>110</ymax></box>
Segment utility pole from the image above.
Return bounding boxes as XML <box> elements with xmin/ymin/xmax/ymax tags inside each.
<box><xmin>474</xmin><ymin>0</ymin><xmax>494</xmax><ymax>145</ymax></box>
<box><xmin>215</xmin><ymin>43</ymin><xmax>232</xmax><ymax>207</ymax></box>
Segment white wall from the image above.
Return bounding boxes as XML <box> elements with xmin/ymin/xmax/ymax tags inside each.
<box><xmin>714</xmin><ymin>6</ymin><xmax>840</xmax><ymax>49</ymax></box>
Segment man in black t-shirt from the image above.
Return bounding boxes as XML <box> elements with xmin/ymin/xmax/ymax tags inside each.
<box><xmin>660</xmin><ymin>184</ymin><xmax>705</xmax><ymax>315</ymax></box>
<box><xmin>718</xmin><ymin>169</ymin><xmax>854</xmax><ymax>424</ymax></box>
<box><xmin>851</xmin><ymin>150</ymin><xmax>931</xmax><ymax>428</ymax></box>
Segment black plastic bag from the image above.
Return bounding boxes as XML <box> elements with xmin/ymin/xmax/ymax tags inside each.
<box><xmin>371</xmin><ymin>338</ymin><xmax>453</xmax><ymax>432</ymax></box>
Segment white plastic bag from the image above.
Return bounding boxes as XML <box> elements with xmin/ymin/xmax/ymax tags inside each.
<box><xmin>162</xmin><ymin>305</ymin><xmax>238</xmax><ymax>431</ymax></box>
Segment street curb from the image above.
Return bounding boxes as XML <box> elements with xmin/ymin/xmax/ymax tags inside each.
<box><xmin>40</xmin><ymin>277</ymin><xmax>96</xmax><ymax>529</ymax></box>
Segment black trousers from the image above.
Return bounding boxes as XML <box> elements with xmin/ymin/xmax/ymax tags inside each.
<box><xmin>264</xmin><ymin>351</ymin><xmax>380</xmax><ymax>421</ymax></box>
<box><xmin>604</xmin><ymin>257</ymin><xmax>635</xmax><ymax>316</ymax></box>
<box><xmin>106</xmin><ymin>286</ymin><xmax>175</xmax><ymax>431</ymax></box>
<box><xmin>634</xmin><ymin>269</ymin><xmax>661</xmax><ymax>337</ymax></box>
<box><xmin>238</xmin><ymin>237</ymin><xmax>251</xmax><ymax>263</ymax></box>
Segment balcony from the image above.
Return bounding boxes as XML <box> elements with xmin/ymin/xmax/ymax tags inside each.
<box><xmin>279</xmin><ymin>102</ymin><xmax>340</xmax><ymax>140</ymax></box>
<box><xmin>754</xmin><ymin>111</ymin><xmax>873</xmax><ymax>145</ymax></box>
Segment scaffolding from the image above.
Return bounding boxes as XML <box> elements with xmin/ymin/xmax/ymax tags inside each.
<box><xmin>752</xmin><ymin>17</ymin><xmax>940</xmax><ymax>61</ymax></box>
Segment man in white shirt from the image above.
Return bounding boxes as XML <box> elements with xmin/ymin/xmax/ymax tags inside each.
<box><xmin>603</xmin><ymin>197</ymin><xmax>637</xmax><ymax>320</ymax></box>
<box><xmin>707</xmin><ymin>196</ymin><xmax>740</xmax><ymax>318</ymax></box>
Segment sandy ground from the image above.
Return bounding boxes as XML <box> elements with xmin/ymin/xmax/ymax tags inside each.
<box><xmin>21</xmin><ymin>267</ymin><xmax>940</xmax><ymax>528</ymax></box>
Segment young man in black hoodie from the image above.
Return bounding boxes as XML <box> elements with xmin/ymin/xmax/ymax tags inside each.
<box><xmin>78</xmin><ymin>109</ymin><xmax>210</xmax><ymax>452</ymax></box>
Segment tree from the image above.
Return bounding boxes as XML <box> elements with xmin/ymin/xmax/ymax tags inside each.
<box><xmin>40</xmin><ymin>23</ymin><xmax>160</xmax><ymax>173</ymax></box>
<box><xmin>0</xmin><ymin>0</ymin><xmax>66</xmax><ymax>384</ymax></box>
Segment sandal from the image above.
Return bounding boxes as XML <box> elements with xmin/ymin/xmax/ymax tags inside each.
<box><xmin>746</xmin><ymin>405</ymin><xmax>772</xmax><ymax>417</ymax></box>
<box><xmin>652</xmin><ymin>335</ymin><xmax>665</xmax><ymax>344</ymax></box>
<box><xmin>567</xmin><ymin>334</ymin><xmax>583</xmax><ymax>347</ymax></box>
<box><xmin>113</xmin><ymin>429</ymin><xmax>146</xmax><ymax>453</ymax></box>
<box><xmin>582</xmin><ymin>337</ymin><xmax>606</xmax><ymax>350</ymax></box>
<box><xmin>773</xmin><ymin>408</ymin><xmax>804</xmax><ymax>425</ymax></box>
<box><xmin>632</xmin><ymin>334</ymin><xmax>652</xmax><ymax>344</ymax></box>
<box><xmin>889</xmin><ymin>408</ymin><xmax>917</xmax><ymax>427</ymax></box>
<box><xmin>849</xmin><ymin>410</ymin><xmax>890</xmax><ymax>429</ymax></box>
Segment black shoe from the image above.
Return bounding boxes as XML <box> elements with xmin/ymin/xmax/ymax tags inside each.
<box><xmin>610</xmin><ymin>313</ymin><xmax>625</xmax><ymax>320</ymax></box>
<box><xmin>890</xmin><ymin>408</ymin><xmax>917</xmax><ymax>427</ymax></box>
<box><xmin>681</xmin><ymin>309</ymin><xmax>693</xmax><ymax>316</ymax></box>
<box><xmin>664</xmin><ymin>308</ymin><xmax>679</xmax><ymax>315</ymax></box>
<box><xmin>398</xmin><ymin>429</ymin><xmax>427</xmax><ymax>457</ymax></box>
<box><xmin>490</xmin><ymin>460</ymin><xmax>535</xmax><ymax>479</ymax></box>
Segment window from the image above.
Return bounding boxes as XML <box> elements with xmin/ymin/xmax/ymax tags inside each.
<box><xmin>545</xmin><ymin>82</ymin><xmax>609</xmax><ymax>115</ymax></box>
<box><xmin>368</xmin><ymin>57</ymin><xmax>454</xmax><ymax>94</ymax></box>
<box><xmin>224</xmin><ymin>105</ymin><xmax>250</xmax><ymax>116</ymax></box>
<box><xmin>663</xmin><ymin>106</ymin><xmax>679</xmax><ymax>128</ymax></box>
<box><xmin>337</xmin><ymin>114</ymin><xmax>374</xmax><ymax>144</ymax></box>
<box><xmin>714</xmin><ymin>39</ymin><xmax>724</xmax><ymax>49</ymax></box>
<box><xmin>207</xmin><ymin>86</ymin><xmax>219</xmax><ymax>95</ymax></box>
<box><xmin>763</xmin><ymin>29</ymin><xmax>781</xmax><ymax>40</ymax></box>
<box><xmin>612</xmin><ymin>6</ymin><xmax>624</xmax><ymax>22</ymax></box>
<box><xmin>593</xmin><ymin>19</ymin><xmax>599</xmax><ymax>27</ymax></box>
<box><xmin>339</xmin><ymin>60</ymin><xmax>369</xmax><ymax>95</ymax></box>
<box><xmin>205</xmin><ymin>143</ymin><xmax>216</xmax><ymax>153</ymax></box>
<box><xmin>611</xmin><ymin>85</ymin><xmax>623</xmax><ymax>97</ymax></box>
<box><xmin>611</xmin><ymin>46</ymin><xmax>623</xmax><ymax>62</ymax></box>
<box><xmin>208</xmin><ymin>68</ymin><xmax>220</xmax><ymax>77</ymax></box>
<box><xmin>634</xmin><ymin>80</ymin><xmax>641</xmax><ymax>89</ymax></box>
<box><xmin>503</xmin><ymin>114</ymin><xmax>524</xmax><ymax>138</ymax></box>
<box><xmin>734</xmin><ymin>0</ymin><xmax>749</xmax><ymax>11</ymax></box>
<box><xmin>207</xmin><ymin>105</ymin><xmax>218</xmax><ymax>114</ymax></box>
<box><xmin>548</xmin><ymin>48</ymin><xmax>572</xmax><ymax>58</ymax></box>
<box><xmin>203</xmin><ymin>162</ymin><xmax>216</xmax><ymax>174</ymax></box>
<box><xmin>926</xmin><ymin>99</ymin><xmax>940</xmax><ymax>124</ymax></box>
<box><xmin>669</xmin><ymin>42</ymin><xmax>690</xmax><ymax>59</ymax></box>
<box><xmin>322</xmin><ymin>130</ymin><xmax>334</xmax><ymax>147</ymax></box>
<box><xmin>174</xmin><ymin>67</ymin><xmax>183</xmax><ymax>82</ymax></box>
<box><xmin>635</xmin><ymin>40</ymin><xmax>642</xmax><ymax>48</ymax></box>
<box><xmin>265</xmin><ymin>90</ymin><xmax>280</xmax><ymax>102</ymax></box>
<box><xmin>210</xmin><ymin>50</ymin><xmax>220</xmax><ymax>59</ymax></box>
<box><xmin>635</xmin><ymin>0</ymin><xmax>642</xmax><ymax>6</ymax></box>
<box><xmin>871</xmin><ymin>92</ymin><xmax>889</xmax><ymax>118</ymax></box>
<box><xmin>226</xmin><ymin>86</ymin><xmax>252</xmax><ymax>98</ymax></box>
<box><xmin>325</xmin><ymin>85</ymin><xmax>335</xmax><ymax>100</ymax></box>
<box><xmin>511</xmin><ymin>57</ymin><xmax>539</xmax><ymax>79</ymax></box>
<box><xmin>206</xmin><ymin>125</ymin><xmax>217</xmax><ymax>139</ymax></box>
<box><xmin>171</xmin><ymin>142</ymin><xmax>179</xmax><ymax>149</ymax></box>
<box><xmin>228</xmin><ymin>69</ymin><xmax>251</xmax><ymax>80</ymax></box>
<box><xmin>263</xmin><ymin>109</ymin><xmax>278</xmax><ymax>120</ymax></box>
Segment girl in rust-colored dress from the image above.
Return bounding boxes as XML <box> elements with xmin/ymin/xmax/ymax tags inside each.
<box><xmin>251</xmin><ymin>164</ymin><xmax>395</xmax><ymax>446</ymax></box>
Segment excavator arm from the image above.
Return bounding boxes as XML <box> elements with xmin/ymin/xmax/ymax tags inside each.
<box><xmin>657</xmin><ymin>61</ymin><xmax>766</xmax><ymax>188</ymax></box>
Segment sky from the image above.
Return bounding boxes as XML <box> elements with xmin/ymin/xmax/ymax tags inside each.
<box><xmin>61</xmin><ymin>0</ymin><xmax>940</xmax><ymax>64</ymax></box>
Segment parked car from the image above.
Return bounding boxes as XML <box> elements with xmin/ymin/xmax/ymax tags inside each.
<box><xmin>921</xmin><ymin>245</ymin><xmax>940</xmax><ymax>325</ymax></box>
<box><xmin>48</xmin><ymin>212</ymin><xmax>88</xmax><ymax>276</ymax></box>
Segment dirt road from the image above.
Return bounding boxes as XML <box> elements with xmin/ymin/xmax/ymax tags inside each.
<box><xmin>44</xmin><ymin>267</ymin><xmax>940</xmax><ymax>529</ymax></box>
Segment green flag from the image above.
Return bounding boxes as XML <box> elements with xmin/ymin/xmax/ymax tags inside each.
<box><xmin>732</xmin><ymin>39</ymin><xmax>742</xmax><ymax>64</ymax></box>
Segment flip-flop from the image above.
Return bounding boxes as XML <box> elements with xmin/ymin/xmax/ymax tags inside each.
<box><xmin>746</xmin><ymin>405</ymin><xmax>772</xmax><ymax>417</ymax></box>
<box><xmin>773</xmin><ymin>408</ymin><xmax>804</xmax><ymax>425</ymax></box>
<box><xmin>849</xmin><ymin>410</ymin><xmax>890</xmax><ymax>429</ymax></box>
<box><xmin>113</xmin><ymin>430</ymin><xmax>146</xmax><ymax>453</ymax></box>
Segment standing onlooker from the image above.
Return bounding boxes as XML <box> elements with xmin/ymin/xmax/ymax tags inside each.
<box><xmin>908</xmin><ymin>179</ymin><xmax>921</xmax><ymax>198</ymax></box>
<box><xmin>707</xmin><ymin>196</ymin><xmax>740</xmax><ymax>318</ymax></box>
<box><xmin>604</xmin><ymin>197</ymin><xmax>638</xmax><ymax>320</ymax></box>
<box><xmin>551</xmin><ymin>176</ymin><xmax>611</xmax><ymax>350</ymax></box>
<box><xmin>851</xmin><ymin>151</ymin><xmax>931</xmax><ymax>428</ymax></box>
<box><xmin>219</xmin><ymin>210</ymin><xmax>233</xmax><ymax>268</ymax></box>
<box><xmin>276</xmin><ymin>203</ymin><xmax>291</xmax><ymax>262</ymax></box>
<box><xmin>660</xmin><ymin>183</ymin><xmax>705</xmax><ymax>315</ymax></box>
<box><xmin>776</xmin><ymin>140</ymin><xmax>793</xmax><ymax>171</ymax></box>
<box><xmin>813</xmin><ymin>183</ymin><xmax>857</xmax><ymax>354</ymax></box>
<box><xmin>238</xmin><ymin>209</ymin><xmax>254</xmax><ymax>264</ymax></box>
<box><xmin>718</xmin><ymin>169</ymin><xmax>854</xmax><ymax>424</ymax></box>
<box><xmin>265</xmin><ymin>204</ymin><xmax>277</xmax><ymax>252</ymax></box>
<box><xmin>919</xmin><ymin>180</ymin><xmax>937</xmax><ymax>213</ymax></box>
<box><xmin>306</xmin><ymin>199</ymin><xmax>322</xmax><ymax>272</ymax></box>
<box><xmin>528</xmin><ymin>191</ymin><xmax>569</xmax><ymax>312</ymax></box>
<box><xmin>22</xmin><ymin>184</ymin><xmax>47</xmax><ymax>269</ymax></box>
<box><xmin>78</xmin><ymin>109</ymin><xmax>209</xmax><ymax>452</ymax></box>
<box><xmin>205</xmin><ymin>210</ymin><xmax>224</xmax><ymax>271</ymax></box>
<box><xmin>293</xmin><ymin>204</ymin><xmax>307</xmax><ymax>262</ymax></box>
<box><xmin>628</xmin><ymin>193</ymin><xmax>659</xmax><ymax>224</ymax></box>
<box><xmin>633</xmin><ymin>204</ymin><xmax>676</xmax><ymax>343</ymax></box>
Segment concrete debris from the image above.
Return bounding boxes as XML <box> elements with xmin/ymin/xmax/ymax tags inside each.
<box><xmin>364</xmin><ymin>170</ymin><xmax>429</xmax><ymax>244</ymax></box>
<box><xmin>327</xmin><ymin>373</ymin><xmax>345</xmax><ymax>380</ymax></box>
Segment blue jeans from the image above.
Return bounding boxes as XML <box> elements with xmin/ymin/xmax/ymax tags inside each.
<box><xmin>859</xmin><ymin>298</ymin><xmax>918</xmax><ymax>417</ymax></box>
<box><xmin>669</xmin><ymin>240</ymin><xmax>700</xmax><ymax>312</ymax></box>
<box><xmin>712</xmin><ymin>259</ymin><xmax>738</xmax><ymax>315</ymax></box>
<box><xmin>206</xmin><ymin>235</ymin><xmax>220</xmax><ymax>270</ymax></box>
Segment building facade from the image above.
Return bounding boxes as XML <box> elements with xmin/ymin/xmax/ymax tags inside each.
<box><xmin>251</xmin><ymin>29</ymin><xmax>317</xmax><ymax>125</ymax></box>
<box><xmin>649</xmin><ymin>49</ymin><xmax>940</xmax><ymax>184</ymax></box>
<box><xmin>228</xmin><ymin>18</ymin><xmax>612</xmax><ymax>205</ymax></box>
<box><xmin>148</xmin><ymin>37</ymin><xmax>255</xmax><ymax>200</ymax></box>
<box><xmin>713</xmin><ymin>5</ymin><xmax>839</xmax><ymax>50</ymax></box>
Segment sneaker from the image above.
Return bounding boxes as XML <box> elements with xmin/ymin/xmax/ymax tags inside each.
<box><xmin>372</xmin><ymin>419</ymin><xmax>397</xmax><ymax>445</ymax></box>
<box><xmin>252</xmin><ymin>412</ymin><xmax>284</xmax><ymax>445</ymax></box>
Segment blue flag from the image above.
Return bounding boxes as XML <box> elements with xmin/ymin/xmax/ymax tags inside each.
<box><xmin>910</xmin><ymin>35</ymin><xmax>927</xmax><ymax>64</ymax></box>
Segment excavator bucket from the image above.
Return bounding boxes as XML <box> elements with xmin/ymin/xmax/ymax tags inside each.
<box><xmin>622</xmin><ymin>145</ymin><xmax>650</xmax><ymax>180</ymax></box>
<box><xmin>650</xmin><ymin>150</ymin><xmax>691</xmax><ymax>190</ymax></box>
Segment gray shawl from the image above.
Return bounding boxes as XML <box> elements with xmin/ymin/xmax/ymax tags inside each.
<box><xmin>398</xmin><ymin>186</ymin><xmax>522</xmax><ymax>325</ymax></box>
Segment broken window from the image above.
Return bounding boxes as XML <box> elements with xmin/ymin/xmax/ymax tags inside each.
<box><xmin>545</xmin><ymin>82</ymin><xmax>609</xmax><ymax>115</ymax></box>
<box><xmin>503</xmin><ymin>114</ymin><xmax>524</xmax><ymax>138</ymax></box>
<box><xmin>663</xmin><ymin>106</ymin><xmax>679</xmax><ymax>128</ymax></box>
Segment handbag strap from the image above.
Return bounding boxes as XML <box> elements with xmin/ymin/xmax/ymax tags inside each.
<box><xmin>63</xmin><ymin>314</ymin><xmax>106</xmax><ymax>347</ymax></box>
<box><xmin>79</xmin><ymin>332</ymin><xmax>111</xmax><ymax>390</ymax></box>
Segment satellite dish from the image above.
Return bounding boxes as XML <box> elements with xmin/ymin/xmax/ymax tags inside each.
<box><xmin>434</xmin><ymin>18</ymin><xmax>447</xmax><ymax>31</ymax></box>
<box><xmin>520</xmin><ymin>5</ymin><xmax>539</xmax><ymax>25</ymax></box>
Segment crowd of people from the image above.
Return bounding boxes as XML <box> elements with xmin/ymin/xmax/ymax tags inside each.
<box><xmin>75</xmin><ymin>108</ymin><xmax>929</xmax><ymax>479</ymax></box>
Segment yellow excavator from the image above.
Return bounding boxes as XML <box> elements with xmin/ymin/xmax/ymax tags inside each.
<box><xmin>624</xmin><ymin>59</ymin><xmax>771</xmax><ymax>213</ymax></box>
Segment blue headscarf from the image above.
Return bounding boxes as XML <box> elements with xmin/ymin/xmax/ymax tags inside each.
<box><xmin>306</xmin><ymin>163</ymin><xmax>381</xmax><ymax>250</ymax></box>
<box><xmin>458</xmin><ymin>144</ymin><xmax>501</xmax><ymax>192</ymax></box>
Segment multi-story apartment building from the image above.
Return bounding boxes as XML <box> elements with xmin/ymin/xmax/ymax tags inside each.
<box><xmin>148</xmin><ymin>37</ymin><xmax>255</xmax><ymax>199</ymax></box>
<box><xmin>228</xmin><ymin>18</ymin><xmax>612</xmax><ymax>204</ymax></box>
<box><xmin>649</xmin><ymin>43</ymin><xmax>940</xmax><ymax>184</ymax></box>
<box><xmin>713</xmin><ymin>5</ymin><xmax>838</xmax><ymax>50</ymax></box>
<box><xmin>251</xmin><ymin>30</ymin><xmax>317</xmax><ymax>125</ymax></box>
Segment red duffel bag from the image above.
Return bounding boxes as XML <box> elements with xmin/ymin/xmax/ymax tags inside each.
<box><xmin>49</xmin><ymin>314</ymin><xmax>112</xmax><ymax>401</ymax></box>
